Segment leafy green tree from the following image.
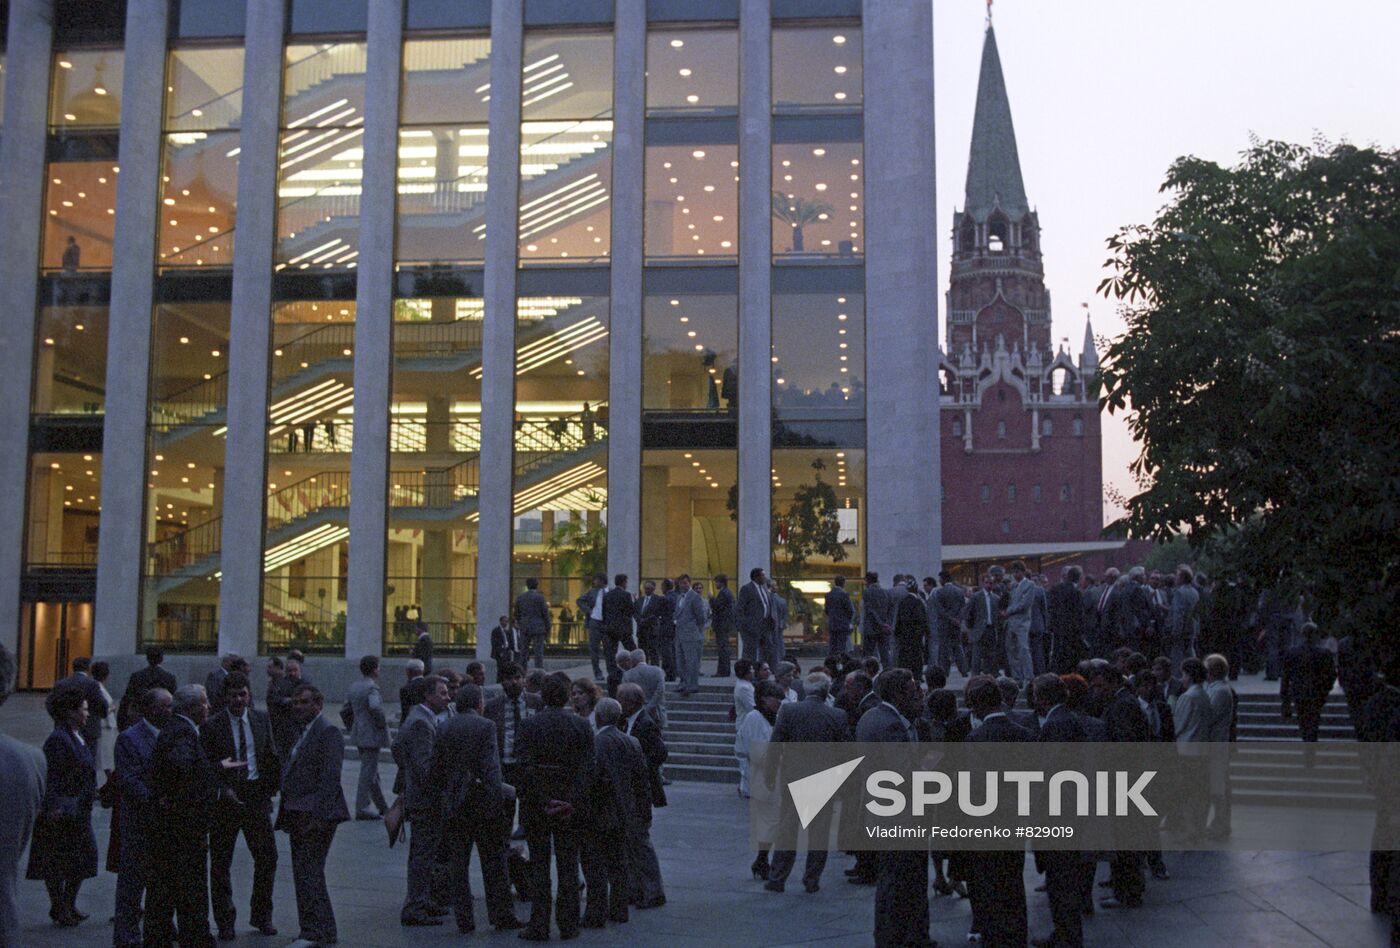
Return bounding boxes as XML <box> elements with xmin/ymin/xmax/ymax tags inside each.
<box><xmin>1098</xmin><ymin>139</ymin><xmax>1400</xmax><ymax>636</ymax></box>
<box><xmin>776</xmin><ymin>459</ymin><xmax>847</xmax><ymax>573</ymax></box>
<box><xmin>546</xmin><ymin>501</ymin><xmax>607</xmax><ymax>579</ymax></box>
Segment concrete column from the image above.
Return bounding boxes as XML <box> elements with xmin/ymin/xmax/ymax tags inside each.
<box><xmin>606</xmin><ymin>0</ymin><xmax>645</xmax><ymax>587</ymax></box>
<box><xmin>218</xmin><ymin>0</ymin><xmax>286</xmax><ymax>656</ymax></box>
<box><xmin>474</xmin><ymin>0</ymin><xmax>524</xmax><ymax>661</ymax></box>
<box><xmin>737</xmin><ymin>0</ymin><xmax>773</xmax><ymax>578</ymax></box>
<box><xmin>93</xmin><ymin>0</ymin><xmax>169</xmax><ymax>657</ymax></box>
<box><xmin>345</xmin><ymin>0</ymin><xmax>404</xmax><ymax>659</ymax></box>
<box><xmin>862</xmin><ymin>0</ymin><xmax>941</xmax><ymax>579</ymax></box>
<box><xmin>0</xmin><ymin>0</ymin><xmax>54</xmax><ymax>658</ymax></box>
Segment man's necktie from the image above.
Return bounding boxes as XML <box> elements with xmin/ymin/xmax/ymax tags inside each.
<box><xmin>511</xmin><ymin>699</ymin><xmax>522</xmax><ymax>758</ymax></box>
<box><xmin>235</xmin><ymin>716</ymin><xmax>247</xmax><ymax>763</ymax></box>
<box><xmin>1099</xmin><ymin>587</ymin><xmax>1112</xmax><ymax>613</ymax></box>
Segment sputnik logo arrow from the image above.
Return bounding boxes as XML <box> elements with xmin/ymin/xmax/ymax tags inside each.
<box><xmin>787</xmin><ymin>756</ymin><xmax>865</xmax><ymax>829</ymax></box>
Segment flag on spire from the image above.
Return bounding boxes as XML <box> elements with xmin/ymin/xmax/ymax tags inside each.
<box><xmin>986</xmin><ymin>0</ymin><xmax>993</xmax><ymax>26</ymax></box>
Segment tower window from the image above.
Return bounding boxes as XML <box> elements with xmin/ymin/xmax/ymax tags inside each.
<box><xmin>1000</xmin><ymin>519</ymin><xmax>1010</xmax><ymax>535</ymax></box>
<box><xmin>1042</xmin><ymin>417</ymin><xmax>1053</xmax><ymax>436</ymax></box>
<box><xmin>1007</xmin><ymin>483</ymin><xmax>1016</xmax><ymax>503</ymax></box>
<box><xmin>980</xmin><ymin>484</ymin><xmax>990</xmax><ymax>504</ymax></box>
<box><xmin>1060</xmin><ymin>483</ymin><xmax>1072</xmax><ymax>502</ymax></box>
<box><xmin>951</xmin><ymin>419</ymin><xmax>962</xmax><ymax>437</ymax></box>
<box><xmin>1032</xmin><ymin>484</ymin><xmax>1042</xmax><ymax>503</ymax></box>
<box><xmin>988</xmin><ymin>215</ymin><xmax>1009</xmax><ymax>253</ymax></box>
<box><xmin>996</xmin><ymin>420</ymin><xmax>1006</xmax><ymax>439</ymax></box>
<box><xmin>1072</xmin><ymin>415</ymin><xmax>1084</xmax><ymax>437</ymax></box>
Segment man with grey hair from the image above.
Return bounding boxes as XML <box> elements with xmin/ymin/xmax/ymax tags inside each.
<box><xmin>579</xmin><ymin>696</ymin><xmax>651</xmax><ymax>928</ymax></box>
<box><xmin>621</xmin><ymin>648</ymin><xmax>666</xmax><ymax>730</ymax></box>
<box><xmin>0</xmin><ymin>644</ymin><xmax>45</xmax><ymax>947</ymax></box>
<box><xmin>1090</xmin><ymin>567</ymin><xmax>1123</xmax><ymax>656</ymax></box>
<box><xmin>764</xmin><ymin>671</ymin><xmax>848</xmax><ymax>893</ymax></box>
<box><xmin>399</xmin><ymin>658</ymin><xmax>426</xmax><ymax>723</ymax></box>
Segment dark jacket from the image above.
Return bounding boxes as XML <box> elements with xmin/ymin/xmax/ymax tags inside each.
<box><xmin>433</xmin><ymin>711</ymin><xmax>509</xmax><ymax>822</ymax></box>
<box><xmin>276</xmin><ymin>715</ymin><xmax>350</xmax><ymax>828</ymax></box>
<box><xmin>581</xmin><ymin>727</ymin><xmax>652</xmax><ymax>834</ymax></box>
<box><xmin>514</xmin><ymin>588</ymin><xmax>552</xmax><ymax>638</ymax></box>
<box><xmin>484</xmin><ymin>691</ymin><xmax>544</xmax><ymax>762</ymax></box>
<box><xmin>151</xmin><ymin>714</ymin><xmax>220</xmax><ymax>835</ymax></box>
<box><xmin>861</xmin><ymin>584</ymin><xmax>894</xmax><ymax>638</ymax></box>
<box><xmin>201</xmin><ymin>707</ymin><xmax>281</xmax><ymax>805</ymax></box>
<box><xmin>1283</xmin><ymin>643</ymin><xmax>1338</xmax><ymax>711</ymax></box>
<box><xmin>491</xmin><ymin>623</ymin><xmax>526</xmax><ymax>666</ymax></box>
<box><xmin>601</xmin><ymin>586</ymin><xmax>636</xmax><ymax>641</ymax></box>
<box><xmin>266</xmin><ymin>675</ymin><xmax>299</xmax><ymax>752</ymax></box>
<box><xmin>1046</xmin><ymin>580</ymin><xmax>1088</xmax><ymax>670</ymax></box>
<box><xmin>736</xmin><ymin>581</ymin><xmax>774</xmax><ymax>643</ymax></box>
<box><xmin>893</xmin><ymin>592</ymin><xmax>930</xmax><ymax>671</ymax></box>
<box><xmin>1036</xmin><ymin>705</ymin><xmax>1087</xmax><ymax>743</ymax></box>
<box><xmin>27</xmin><ymin>726</ymin><xmax>98</xmax><ymax>882</ymax></box>
<box><xmin>1101</xmin><ymin>687</ymin><xmax>1151</xmax><ymax>742</ymax></box>
<box><xmin>710</xmin><ymin>585</ymin><xmax>736</xmax><ymax>633</ymax></box>
<box><xmin>967</xmin><ymin>713</ymin><xmax>1033</xmax><ymax>744</ymax></box>
<box><xmin>117</xmin><ymin>665</ymin><xmax>178</xmax><ymax>729</ymax></box>
<box><xmin>514</xmin><ymin>705</ymin><xmax>595</xmax><ymax>809</ymax></box>
<box><xmin>411</xmin><ymin>632</ymin><xmax>434</xmax><ymax>673</ymax></box>
<box><xmin>47</xmin><ymin>673</ymin><xmax>107</xmax><ymax>746</ymax></box>
<box><xmin>824</xmin><ymin>586</ymin><xmax>855</xmax><ymax>635</ymax></box>
<box><xmin>635</xmin><ymin>592</ymin><xmax>665</xmax><ymax>643</ymax></box>
<box><xmin>623</xmin><ymin>708</ymin><xmax>669</xmax><ymax>808</ymax></box>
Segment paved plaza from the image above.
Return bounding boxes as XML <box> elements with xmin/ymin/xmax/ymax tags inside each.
<box><xmin>1</xmin><ymin>692</ymin><xmax>1391</xmax><ymax>948</ymax></box>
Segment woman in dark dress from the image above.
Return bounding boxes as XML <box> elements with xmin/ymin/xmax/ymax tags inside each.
<box><xmin>27</xmin><ymin>685</ymin><xmax>99</xmax><ymax>927</ymax></box>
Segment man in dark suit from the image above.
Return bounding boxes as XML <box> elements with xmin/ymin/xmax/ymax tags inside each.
<box><xmin>1048</xmin><ymin>566</ymin><xmax>1089</xmax><ymax>674</ymax></box>
<box><xmin>635</xmin><ymin>581</ymin><xmax>663</xmax><ymax>666</ymax></box>
<box><xmin>147</xmin><ymin>683</ymin><xmax>233</xmax><ymax>948</ymax></box>
<box><xmin>656</xmin><ymin>578</ymin><xmax>679</xmax><ymax>681</ymax></box>
<box><xmin>578</xmin><ymin>698</ymin><xmax>652</xmax><ymax>929</ymax></box>
<box><xmin>737</xmin><ymin>567</ymin><xmax>776</xmax><ymax>665</ymax></box>
<box><xmin>201</xmin><ymin>671</ymin><xmax>280</xmax><ymax>940</ymax></box>
<box><xmin>204</xmin><ymin>655</ymin><xmax>234</xmax><ymax>716</ymax></box>
<box><xmin>515</xmin><ymin>672</ymin><xmax>596</xmax><ymax>941</ymax></box>
<box><xmin>860</xmin><ymin>572</ymin><xmax>894</xmax><ymax>669</ymax></box>
<box><xmin>601</xmin><ymin>574</ymin><xmax>639</xmax><ymax>686</ymax></box>
<box><xmin>491</xmin><ymin>615</ymin><xmax>526</xmax><ymax>671</ymax></box>
<box><xmin>47</xmin><ymin>656</ymin><xmax>108</xmax><ymax>746</ymax></box>
<box><xmin>825</xmin><ymin>576</ymin><xmax>856</xmax><ymax>657</ymax></box>
<box><xmin>434</xmin><ymin>684</ymin><xmax>521</xmax><ymax>934</ymax></box>
<box><xmin>966</xmin><ymin>676</ymin><xmax>1032</xmax><ymax>947</ymax></box>
<box><xmin>1282</xmin><ymin>622</ymin><xmax>1338</xmax><ymax>745</ymax></box>
<box><xmin>710</xmin><ymin>574</ymin><xmax>737</xmax><ymax>677</ymax></box>
<box><xmin>117</xmin><ymin>647</ymin><xmax>178</xmax><ymax>729</ymax></box>
<box><xmin>765</xmin><ymin>672</ymin><xmax>849</xmax><ymax>893</ymax></box>
<box><xmin>617</xmin><ymin>684</ymin><xmax>667</xmax><ymax>908</ymax></box>
<box><xmin>966</xmin><ymin>574</ymin><xmax>1000</xmax><ymax>677</ymax></box>
<box><xmin>855</xmin><ymin>668</ymin><xmax>929</xmax><ymax>947</ymax></box>
<box><xmin>395</xmin><ymin>675</ymin><xmax>449</xmax><ymax>926</ymax></box>
<box><xmin>932</xmin><ymin>570</ymin><xmax>969</xmax><ymax>675</ymax></box>
<box><xmin>265</xmin><ymin>656</ymin><xmax>299</xmax><ymax>754</ymax></box>
<box><xmin>276</xmin><ymin>683</ymin><xmax>350</xmax><ymax>947</ymax></box>
<box><xmin>1089</xmin><ymin>570</ymin><xmax>1123</xmax><ymax>657</ymax></box>
<box><xmin>893</xmin><ymin>581</ymin><xmax>930</xmax><ymax>675</ymax></box>
<box><xmin>411</xmin><ymin>627</ymin><xmax>435</xmax><ymax>674</ymax></box>
<box><xmin>113</xmin><ymin>686</ymin><xmax>171</xmax><ymax>948</ymax></box>
<box><xmin>514</xmin><ymin>577</ymin><xmax>552</xmax><ymax>670</ymax></box>
<box><xmin>1030</xmin><ymin>673</ymin><xmax>1090</xmax><ymax>948</ymax></box>
<box><xmin>1090</xmin><ymin>663</ymin><xmax>1150</xmax><ymax>909</ymax></box>
<box><xmin>485</xmin><ymin>663</ymin><xmax>543</xmax><ymax>841</ymax></box>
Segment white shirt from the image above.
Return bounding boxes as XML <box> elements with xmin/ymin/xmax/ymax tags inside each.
<box><xmin>625</xmin><ymin>708</ymin><xmax>645</xmax><ymax>735</ymax></box>
<box><xmin>590</xmin><ymin>587</ymin><xmax>606</xmax><ymax>622</ymax></box>
<box><xmin>229</xmin><ymin>711</ymin><xmax>259</xmax><ymax>780</ymax></box>
<box><xmin>880</xmin><ymin>701</ymin><xmax>917</xmax><ymax>741</ymax></box>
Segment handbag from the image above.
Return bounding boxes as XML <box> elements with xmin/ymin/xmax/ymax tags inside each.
<box><xmin>384</xmin><ymin>795</ymin><xmax>406</xmax><ymax>847</ymax></box>
<box><xmin>339</xmin><ymin>703</ymin><xmax>355</xmax><ymax>731</ymax></box>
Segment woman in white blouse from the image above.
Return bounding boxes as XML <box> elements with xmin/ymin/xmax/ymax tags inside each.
<box><xmin>736</xmin><ymin>680</ymin><xmax>785</xmax><ymax>880</ymax></box>
<box><xmin>733</xmin><ymin>659</ymin><xmax>756</xmax><ymax>722</ymax></box>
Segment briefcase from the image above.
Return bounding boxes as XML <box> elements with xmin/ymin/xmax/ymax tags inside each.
<box><xmin>385</xmin><ymin>795</ymin><xmax>406</xmax><ymax>847</ymax></box>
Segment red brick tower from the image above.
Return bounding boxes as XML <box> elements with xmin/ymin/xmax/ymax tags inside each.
<box><xmin>940</xmin><ymin>26</ymin><xmax>1104</xmax><ymax>550</ymax></box>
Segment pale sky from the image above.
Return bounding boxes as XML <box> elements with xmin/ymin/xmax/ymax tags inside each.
<box><xmin>931</xmin><ymin>0</ymin><xmax>1400</xmax><ymax>521</ymax></box>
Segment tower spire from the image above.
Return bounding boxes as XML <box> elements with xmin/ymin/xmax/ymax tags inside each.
<box><xmin>963</xmin><ymin>24</ymin><xmax>1028</xmax><ymax>222</ymax></box>
<box><xmin>1080</xmin><ymin>305</ymin><xmax>1099</xmax><ymax>371</ymax></box>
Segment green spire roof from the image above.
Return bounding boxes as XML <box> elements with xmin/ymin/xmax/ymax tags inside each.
<box><xmin>963</xmin><ymin>26</ymin><xmax>1029</xmax><ymax>222</ymax></box>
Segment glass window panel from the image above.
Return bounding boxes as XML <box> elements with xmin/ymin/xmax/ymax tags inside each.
<box><xmin>640</xmin><ymin>449</ymin><xmax>737</xmax><ymax>584</ymax></box>
<box><xmin>31</xmin><ymin>302</ymin><xmax>109</xmax><ymax>414</ymax></box>
<box><xmin>42</xmin><ymin>159</ymin><xmax>120</xmax><ymax>271</ymax></box>
<box><xmin>49</xmin><ymin>49</ymin><xmax>123</xmax><ymax>129</ymax></box>
<box><xmin>771</xmin><ymin>447</ymin><xmax>864</xmax><ymax>588</ymax></box>
<box><xmin>772</xmin><ymin>141</ymin><xmax>863</xmax><ymax>258</ymax></box>
<box><xmin>521</xmin><ymin>33</ymin><xmax>613</xmax><ymax>121</ymax></box>
<box><xmin>276</xmin><ymin>43</ymin><xmax>368</xmax><ymax>271</ymax></box>
<box><xmin>772</xmin><ymin>26</ymin><xmax>861</xmax><ymax>113</ymax></box>
<box><xmin>645</xmin><ymin>29</ymin><xmax>737</xmax><ymax>115</ymax></box>
<box><xmin>643</xmin><ymin>289</ymin><xmax>736</xmax><ymax>411</ymax></box>
<box><xmin>512</xmin><ymin>294</ymin><xmax>609</xmax><ymax>628</ymax></box>
<box><xmin>407</xmin><ymin>0</ymin><xmax>492</xmax><ymax>31</ymax></box>
<box><xmin>165</xmin><ymin>47</ymin><xmax>244</xmax><ymax>131</ymax></box>
<box><xmin>27</xmin><ymin>452</ymin><xmax>103</xmax><ymax>568</ymax></box>
<box><xmin>396</xmin><ymin>126</ymin><xmax>488</xmax><ymax>265</ymax></box>
<box><xmin>158</xmin><ymin>131</ymin><xmax>240</xmax><ymax>269</ymax></box>
<box><xmin>143</xmin><ymin>302</ymin><xmax>230</xmax><ymax>647</ymax></box>
<box><xmin>259</xmin><ymin>298</ymin><xmax>356</xmax><ymax>654</ymax></box>
<box><xmin>645</xmin><ymin>144</ymin><xmax>737</xmax><ymax>260</ymax></box>
<box><xmin>385</xmin><ymin>293</ymin><xmax>483</xmax><ymax>652</ymax></box>
<box><xmin>772</xmin><ymin>289</ymin><xmax>864</xmax><ymax>416</ymax></box>
<box><xmin>289</xmin><ymin>0</ymin><xmax>368</xmax><ymax>35</ymax></box>
<box><xmin>518</xmin><ymin>121</ymin><xmax>612</xmax><ymax>262</ymax></box>
<box><xmin>401</xmin><ymin>38</ymin><xmax>491</xmax><ymax>125</ymax></box>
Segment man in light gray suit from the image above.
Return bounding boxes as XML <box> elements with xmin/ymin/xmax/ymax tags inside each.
<box><xmin>348</xmin><ymin>655</ymin><xmax>390</xmax><ymax>820</ymax></box>
<box><xmin>621</xmin><ymin>649</ymin><xmax>666</xmax><ymax>730</ymax></box>
<box><xmin>764</xmin><ymin>672</ymin><xmax>849</xmax><ymax>893</ymax></box>
<box><xmin>0</xmin><ymin>644</ymin><xmax>45</xmax><ymax>947</ymax></box>
<box><xmin>1166</xmin><ymin>565</ymin><xmax>1201</xmax><ymax>671</ymax></box>
<box><xmin>513</xmin><ymin>577</ymin><xmax>552</xmax><ymax>671</ymax></box>
<box><xmin>1004</xmin><ymin>561</ymin><xmax>1037</xmax><ymax>684</ymax></box>
<box><xmin>673</xmin><ymin>576</ymin><xmax>708</xmax><ymax>696</ymax></box>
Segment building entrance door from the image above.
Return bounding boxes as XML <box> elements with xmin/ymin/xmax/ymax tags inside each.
<box><xmin>17</xmin><ymin>601</ymin><xmax>94</xmax><ymax>690</ymax></box>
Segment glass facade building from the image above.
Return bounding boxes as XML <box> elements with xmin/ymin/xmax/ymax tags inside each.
<box><xmin>0</xmin><ymin>0</ymin><xmax>939</xmax><ymax>680</ymax></box>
